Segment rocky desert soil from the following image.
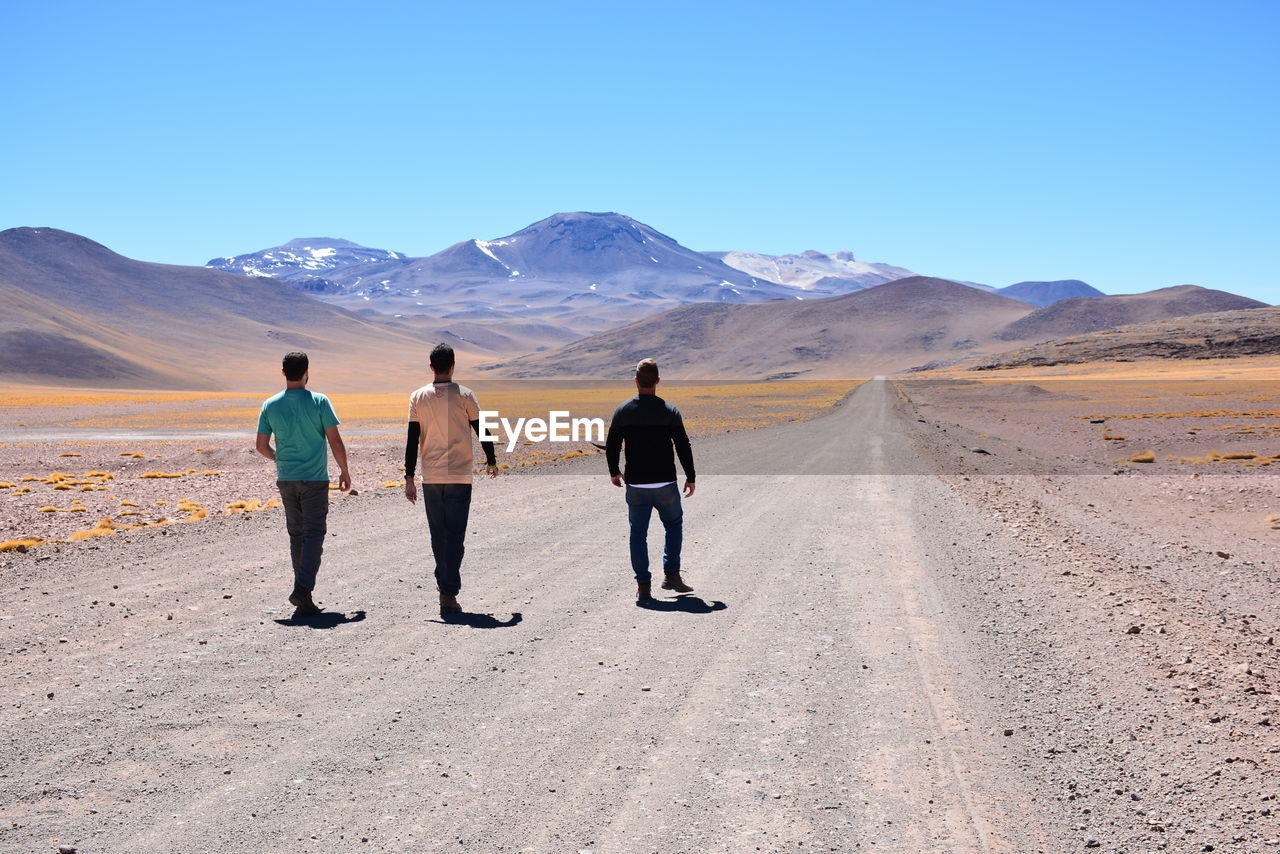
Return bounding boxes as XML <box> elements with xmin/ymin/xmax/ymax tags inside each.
<box><xmin>2</xmin><ymin>379</ymin><xmax>1277</xmax><ymax>853</ymax></box>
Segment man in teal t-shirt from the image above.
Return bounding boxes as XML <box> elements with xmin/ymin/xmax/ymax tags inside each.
<box><xmin>256</xmin><ymin>351</ymin><xmax>352</xmax><ymax>616</ymax></box>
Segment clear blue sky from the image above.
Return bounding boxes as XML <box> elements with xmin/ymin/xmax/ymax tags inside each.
<box><xmin>4</xmin><ymin>0</ymin><xmax>1277</xmax><ymax>301</ymax></box>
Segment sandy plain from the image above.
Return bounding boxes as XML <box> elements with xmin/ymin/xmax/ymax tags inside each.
<box><xmin>1</xmin><ymin>366</ymin><xmax>1277</xmax><ymax>853</ymax></box>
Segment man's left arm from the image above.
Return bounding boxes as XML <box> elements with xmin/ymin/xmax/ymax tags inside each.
<box><xmin>469</xmin><ymin>421</ymin><xmax>498</xmax><ymax>478</ymax></box>
<box><xmin>672</xmin><ymin>410</ymin><xmax>696</xmax><ymax>497</ymax></box>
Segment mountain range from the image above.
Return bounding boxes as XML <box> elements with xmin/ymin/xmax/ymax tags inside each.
<box><xmin>206</xmin><ymin>213</ymin><xmax>1110</xmax><ymax>323</ymax></box>
<box><xmin>0</xmin><ymin>228</ymin><xmax>540</xmax><ymax>390</ymax></box>
<box><xmin>485</xmin><ymin>277</ymin><xmax>1267</xmax><ymax>379</ymax></box>
<box><xmin>209</xmin><ymin>213</ymin><xmax>800</xmax><ymax>336</ymax></box>
<box><xmin>0</xmin><ymin>214</ymin><xmax>1270</xmax><ymax>389</ymax></box>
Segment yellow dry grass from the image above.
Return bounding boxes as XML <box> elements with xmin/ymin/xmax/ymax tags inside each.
<box><xmin>0</xmin><ymin>537</ymin><xmax>47</xmax><ymax>552</ymax></box>
<box><xmin>1129</xmin><ymin>450</ymin><xmax>1156</xmax><ymax>463</ymax></box>
<box><xmin>12</xmin><ymin>380</ymin><xmax>856</xmax><ymax>436</ymax></box>
<box><xmin>67</xmin><ymin>517</ymin><xmax>118</xmax><ymax>541</ymax></box>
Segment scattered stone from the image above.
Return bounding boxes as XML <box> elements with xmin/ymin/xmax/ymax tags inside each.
<box><xmin>969</xmin><ymin>447</ymin><xmax>992</xmax><ymax>455</ymax></box>
<box><xmin>57</xmin><ymin>847</ymin><xmax>77</xmax><ymax>854</ymax></box>
<box><xmin>1216</xmin><ymin>551</ymin><xmax>1231</xmax><ymax>559</ymax></box>
<box><xmin>1127</xmin><ymin>625</ymin><xmax>1142</xmax><ymax>635</ymax></box>
<box><xmin>640</xmin><ymin>686</ymin><xmax>652</xmax><ymax>692</ymax></box>
<box><xmin>1003</xmin><ymin>728</ymin><xmax>1014</xmax><ymax>736</ymax></box>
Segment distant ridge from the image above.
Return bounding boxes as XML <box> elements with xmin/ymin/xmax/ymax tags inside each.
<box><xmin>997</xmin><ymin>279</ymin><xmax>1103</xmax><ymax>306</ymax></box>
<box><xmin>484</xmin><ymin>276</ymin><xmax>1036</xmax><ymax>379</ymax></box>
<box><xmin>207</xmin><ymin>237</ymin><xmax>406</xmax><ymax>293</ymax></box>
<box><xmin>0</xmin><ymin>227</ymin><xmax>440</xmax><ymax>390</ymax></box>
<box><xmin>974</xmin><ymin>307</ymin><xmax>1280</xmax><ymax>369</ymax></box>
<box><xmin>705</xmin><ymin>249</ymin><xmax>916</xmax><ymax>293</ymax></box>
<box><xmin>995</xmin><ymin>285</ymin><xmax>1267</xmax><ymax>341</ymax></box>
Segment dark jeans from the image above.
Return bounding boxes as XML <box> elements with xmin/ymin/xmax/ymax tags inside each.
<box><xmin>625</xmin><ymin>483</ymin><xmax>683</xmax><ymax>583</ymax></box>
<box><xmin>422</xmin><ymin>483</ymin><xmax>473</xmax><ymax>596</ymax></box>
<box><xmin>277</xmin><ymin>480</ymin><xmax>330</xmax><ymax>592</ymax></box>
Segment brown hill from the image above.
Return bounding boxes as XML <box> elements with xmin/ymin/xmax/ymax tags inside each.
<box><xmin>972</xmin><ymin>307</ymin><xmax>1280</xmax><ymax>369</ymax></box>
<box><xmin>0</xmin><ymin>228</ymin><xmax>494</xmax><ymax>391</ymax></box>
<box><xmin>482</xmin><ymin>277</ymin><xmax>1037</xmax><ymax>379</ymax></box>
<box><xmin>994</xmin><ymin>285</ymin><xmax>1266</xmax><ymax>342</ymax></box>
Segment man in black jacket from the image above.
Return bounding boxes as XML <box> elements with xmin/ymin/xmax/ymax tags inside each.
<box><xmin>605</xmin><ymin>358</ymin><xmax>696</xmax><ymax>602</ymax></box>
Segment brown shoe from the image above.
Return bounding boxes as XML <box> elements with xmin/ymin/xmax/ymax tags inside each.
<box><xmin>661</xmin><ymin>572</ymin><xmax>693</xmax><ymax>593</ymax></box>
<box><xmin>439</xmin><ymin>592</ymin><xmax>462</xmax><ymax>614</ymax></box>
<box><xmin>289</xmin><ymin>588</ymin><xmax>322</xmax><ymax>616</ymax></box>
<box><xmin>637</xmin><ymin>582</ymin><xmax>653</xmax><ymax>602</ymax></box>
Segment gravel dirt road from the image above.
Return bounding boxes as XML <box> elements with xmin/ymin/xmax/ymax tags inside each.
<box><xmin>3</xmin><ymin>380</ymin><xmax>1276</xmax><ymax>853</ymax></box>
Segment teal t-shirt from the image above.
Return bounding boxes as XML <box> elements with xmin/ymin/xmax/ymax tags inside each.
<box><xmin>257</xmin><ymin>388</ymin><xmax>340</xmax><ymax>482</ymax></box>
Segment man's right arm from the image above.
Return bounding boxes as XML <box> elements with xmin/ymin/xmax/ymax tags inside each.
<box><xmin>605</xmin><ymin>410</ymin><xmax>624</xmax><ymax>487</ymax></box>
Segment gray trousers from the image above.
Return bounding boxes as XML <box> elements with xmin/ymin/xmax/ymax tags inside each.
<box><xmin>277</xmin><ymin>480</ymin><xmax>330</xmax><ymax>592</ymax></box>
<box><xmin>422</xmin><ymin>483</ymin><xmax>472</xmax><ymax>596</ymax></box>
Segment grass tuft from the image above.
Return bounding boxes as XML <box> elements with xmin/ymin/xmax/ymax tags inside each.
<box><xmin>0</xmin><ymin>537</ymin><xmax>46</xmax><ymax>552</ymax></box>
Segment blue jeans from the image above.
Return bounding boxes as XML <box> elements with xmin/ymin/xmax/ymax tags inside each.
<box><xmin>625</xmin><ymin>483</ymin><xmax>683</xmax><ymax>583</ymax></box>
<box><xmin>277</xmin><ymin>480</ymin><xmax>330</xmax><ymax>592</ymax></box>
<box><xmin>422</xmin><ymin>483</ymin><xmax>473</xmax><ymax>596</ymax></box>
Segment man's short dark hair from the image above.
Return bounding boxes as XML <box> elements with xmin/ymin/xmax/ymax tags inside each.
<box><xmin>635</xmin><ymin>358</ymin><xmax>659</xmax><ymax>388</ymax></box>
<box><xmin>282</xmin><ymin>351</ymin><xmax>309</xmax><ymax>382</ymax></box>
<box><xmin>430</xmin><ymin>343</ymin><xmax>456</xmax><ymax>373</ymax></box>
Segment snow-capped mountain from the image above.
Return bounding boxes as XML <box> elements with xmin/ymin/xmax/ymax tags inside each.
<box><xmin>704</xmin><ymin>249</ymin><xmax>917</xmax><ymax>293</ymax></box>
<box><xmin>217</xmin><ymin>213</ymin><xmax>802</xmax><ymax>333</ymax></box>
<box><xmin>206</xmin><ymin>238</ymin><xmax>407</xmax><ymax>293</ymax></box>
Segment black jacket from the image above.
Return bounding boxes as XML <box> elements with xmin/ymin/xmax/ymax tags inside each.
<box><xmin>605</xmin><ymin>394</ymin><xmax>695</xmax><ymax>484</ymax></box>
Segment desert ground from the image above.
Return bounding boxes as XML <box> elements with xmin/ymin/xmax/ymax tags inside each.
<box><xmin>2</xmin><ymin>367</ymin><xmax>1278</xmax><ymax>853</ymax></box>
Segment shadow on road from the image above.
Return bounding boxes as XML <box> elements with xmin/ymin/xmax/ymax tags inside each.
<box><xmin>427</xmin><ymin>611</ymin><xmax>524</xmax><ymax>629</ymax></box>
<box><xmin>637</xmin><ymin>595</ymin><xmax>727</xmax><ymax>614</ymax></box>
<box><xmin>274</xmin><ymin>609</ymin><xmax>368</xmax><ymax>629</ymax></box>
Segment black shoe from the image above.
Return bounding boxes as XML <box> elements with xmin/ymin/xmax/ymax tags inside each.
<box><xmin>637</xmin><ymin>582</ymin><xmax>653</xmax><ymax>602</ymax></box>
<box><xmin>439</xmin><ymin>592</ymin><xmax>462</xmax><ymax>614</ymax></box>
<box><xmin>289</xmin><ymin>589</ymin><xmax>322</xmax><ymax>616</ymax></box>
<box><xmin>661</xmin><ymin>572</ymin><xmax>693</xmax><ymax>593</ymax></box>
